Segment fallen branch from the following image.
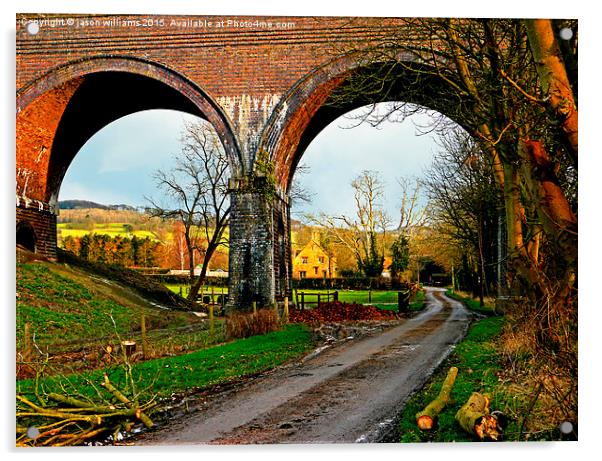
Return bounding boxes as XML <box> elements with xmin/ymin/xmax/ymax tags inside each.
<box><xmin>16</xmin><ymin>375</ymin><xmax>156</xmax><ymax>446</ymax></box>
<box><xmin>416</xmin><ymin>366</ymin><xmax>458</xmax><ymax>430</ymax></box>
<box><xmin>101</xmin><ymin>374</ymin><xmax>154</xmax><ymax>428</ymax></box>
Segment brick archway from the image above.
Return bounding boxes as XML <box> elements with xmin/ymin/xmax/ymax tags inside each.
<box><xmin>16</xmin><ymin>56</ymin><xmax>241</xmax><ymax>259</ymax></box>
<box><xmin>16</xmin><ymin>221</ymin><xmax>37</xmax><ymax>253</ymax></box>
<box><xmin>257</xmin><ymin>53</ymin><xmax>459</xmax><ymax>195</ymax></box>
<box><xmin>17</xmin><ymin>56</ymin><xmax>242</xmax><ymax>203</ymax></box>
<box><xmin>248</xmin><ymin>54</ymin><xmax>464</xmax><ymax>309</ymax></box>
<box><xmin>15</xmin><ymin>14</ymin><xmax>464</xmax><ymax>308</ymax></box>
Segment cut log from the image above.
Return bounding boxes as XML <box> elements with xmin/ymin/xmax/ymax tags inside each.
<box><xmin>416</xmin><ymin>366</ymin><xmax>459</xmax><ymax>430</ymax></box>
<box><xmin>455</xmin><ymin>392</ymin><xmax>502</xmax><ymax>440</ymax></box>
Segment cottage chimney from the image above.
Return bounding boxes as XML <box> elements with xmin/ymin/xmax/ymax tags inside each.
<box><xmin>311</xmin><ymin>231</ymin><xmax>321</xmax><ymax>243</ymax></box>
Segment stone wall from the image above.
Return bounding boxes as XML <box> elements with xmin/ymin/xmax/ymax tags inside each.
<box><xmin>227</xmin><ymin>177</ymin><xmax>275</xmax><ymax>311</ymax></box>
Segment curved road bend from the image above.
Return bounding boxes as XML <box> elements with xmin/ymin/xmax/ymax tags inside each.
<box><xmin>137</xmin><ymin>287</ymin><xmax>471</xmax><ymax>445</ymax></box>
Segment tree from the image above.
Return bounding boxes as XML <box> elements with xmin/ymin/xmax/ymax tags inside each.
<box><xmin>288</xmin><ymin>161</ymin><xmax>314</xmax><ymax>206</ymax></box>
<box><xmin>147</xmin><ymin>120</ymin><xmax>230</xmax><ymax>306</ymax></box>
<box><xmin>389</xmin><ymin>232</ymin><xmax>410</xmax><ymax>279</ymax></box>
<box><xmin>423</xmin><ymin>128</ymin><xmax>502</xmax><ymax>305</ymax></box>
<box><xmin>328</xmin><ymin>17</ymin><xmax>577</xmax><ymax>420</ymax></box>
<box><xmin>308</xmin><ymin>170</ymin><xmax>390</xmax><ymax>277</ymax></box>
<box><xmin>397</xmin><ymin>177</ymin><xmax>428</xmax><ymax>233</ymax></box>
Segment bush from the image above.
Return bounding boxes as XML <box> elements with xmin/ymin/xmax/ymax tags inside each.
<box><xmin>225</xmin><ymin>309</ymin><xmax>280</xmax><ymax>340</ymax></box>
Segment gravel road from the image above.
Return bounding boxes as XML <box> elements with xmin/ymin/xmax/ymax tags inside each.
<box><xmin>136</xmin><ymin>287</ymin><xmax>471</xmax><ymax>445</ymax></box>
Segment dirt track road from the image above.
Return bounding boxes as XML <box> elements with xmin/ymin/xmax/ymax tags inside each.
<box><xmin>137</xmin><ymin>287</ymin><xmax>471</xmax><ymax>445</ymax></box>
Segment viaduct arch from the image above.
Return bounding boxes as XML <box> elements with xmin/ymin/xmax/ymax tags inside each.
<box><xmin>16</xmin><ymin>14</ymin><xmax>456</xmax><ymax>311</ymax></box>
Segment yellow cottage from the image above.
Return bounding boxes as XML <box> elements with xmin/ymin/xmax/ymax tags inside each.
<box><xmin>292</xmin><ymin>232</ymin><xmax>337</xmax><ymax>279</ymax></box>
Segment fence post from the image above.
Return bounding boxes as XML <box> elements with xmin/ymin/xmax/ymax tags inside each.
<box><xmin>283</xmin><ymin>297</ymin><xmax>289</xmax><ymax>323</ymax></box>
<box><xmin>317</xmin><ymin>294</ymin><xmax>321</xmax><ymax>307</ymax></box>
<box><xmin>369</xmin><ymin>289</ymin><xmax>372</xmax><ymax>304</ymax></box>
<box><xmin>398</xmin><ymin>290</ymin><xmax>409</xmax><ymax>312</ymax></box>
<box><xmin>273</xmin><ymin>301</ymin><xmax>280</xmax><ymax>321</ymax></box>
<box><xmin>141</xmin><ymin>314</ymin><xmax>149</xmax><ymax>358</ymax></box>
<box><xmin>301</xmin><ymin>292</ymin><xmax>305</xmax><ymax>310</ymax></box>
<box><xmin>334</xmin><ymin>291</ymin><xmax>339</xmax><ymax>302</ymax></box>
<box><xmin>209</xmin><ymin>304</ymin><xmax>215</xmax><ymax>335</ymax></box>
<box><xmin>252</xmin><ymin>301</ymin><xmax>257</xmax><ymax>314</ymax></box>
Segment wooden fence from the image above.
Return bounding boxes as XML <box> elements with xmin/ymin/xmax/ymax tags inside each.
<box><xmin>294</xmin><ymin>291</ymin><xmax>339</xmax><ymax>310</ymax></box>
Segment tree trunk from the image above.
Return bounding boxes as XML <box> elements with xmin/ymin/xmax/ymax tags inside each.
<box><xmin>455</xmin><ymin>393</ymin><xmax>501</xmax><ymax>440</ymax></box>
<box><xmin>503</xmin><ymin>162</ymin><xmax>525</xmax><ymax>259</ymax></box>
<box><xmin>525</xmin><ymin>19</ymin><xmax>578</xmax><ymax>165</ymax></box>
<box><xmin>187</xmin><ymin>258</ymin><xmax>209</xmax><ymax>308</ymax></box>
<box><xmin>416</xmin><ymin>367</ymin><xmax>459</xmax><ymax>430</ymax></box>
<box><xmin>187</xmin><ymin>233</ymin><xmax>223</xmax><ymax>307</ymax></box>
<box><xmin>524</xmin><ymin>140</ymin><xmax>577</xmax><ymax>238</ymax></box>
<box><xmin>184</xmin><ymin>231</ymin><xmax>194</xmax><ymax>281</ymax></box>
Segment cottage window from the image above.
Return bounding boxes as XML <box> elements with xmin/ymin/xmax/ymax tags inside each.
<box><xmin>318</xmin><ymin>256</ymin><xmax>325</xmax><ymax>264</ymax></box>
<box><xmin>299</xmin><ymin>271</ymin><xmax>306</xmax><ymax>278</ymax></box>
<box><xmin>302</xmin><ymin>256</ymin><xmax>308</xmax><ymax>264</ymax></box>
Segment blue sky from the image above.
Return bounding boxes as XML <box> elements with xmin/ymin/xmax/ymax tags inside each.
<box><xmin>60</xmin><ymin>105</ymin><xmax>442</xmax><ymax>221</ymax></box>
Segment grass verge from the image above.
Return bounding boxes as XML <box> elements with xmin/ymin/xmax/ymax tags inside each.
<box><xmin>16</xmin><ymin>261</ymin><xmax>198</xmax><ymax>350</ymax></box>
<box><xmin>445</xmin><ymin>289</ymin><xmax>496</xmax><ymax>315</ymax></box>
<box><xmin>398</xmin><ymin>316</ymin><xmax>523</xmax><ymax>442</ymax></box>
<box><xmin>17</xmin><ymin>324</ymin><xmax>314</xmax><ymax>404</ymax></box>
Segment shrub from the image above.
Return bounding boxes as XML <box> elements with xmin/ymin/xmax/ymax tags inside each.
<box><xmin>225</xmin><ymin>309</ymin><xmax>280</xmax><ymax>340</ymax></box>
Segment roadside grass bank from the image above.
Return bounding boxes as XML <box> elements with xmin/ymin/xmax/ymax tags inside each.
<box><xmin>17</xmin><ymin>323</ymin><xmax>314</xmax><ymax>410</ymax></box>
<box><xmin>398</xmin><ymin>298</ymin><xmax>568</xmax><ymax>442</ymax></box>
<box><xmin>17</xmin><ymin>260</ymin><xmax>204</xmax><ymax>353</ymax></box>
<box><xmin>445</xmin><ymin>289</ymin><xmax>496</xmax><ymax>315</ymax></box>
<box><xmin>398</xmin><ymin>315</ymin><xmax>522</xmax><ymax>442</ymax></box>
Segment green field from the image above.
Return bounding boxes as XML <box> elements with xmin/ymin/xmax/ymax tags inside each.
<box><xmin>293</xmin><ymin>289</ymin><xmax>427</xmax><ymax>311</ymax></box>
<box><xmin>164</xmin><ymin>285</ymin><xmax>426</xmax><ymax>311</ymax></box>
<box><xmin>294</xmin><ymin>289</ymin><xmax>400</xmax><ymax>304</ymax></box>
<box><xmin>57</xmin><ymin>223</ymin><xmax>158</xmax><ymax>240</ymax></box>
<box><xmin>16</xmin><ymin>259</ymin><xmax>222</xmax><ymax>378</ymax></box>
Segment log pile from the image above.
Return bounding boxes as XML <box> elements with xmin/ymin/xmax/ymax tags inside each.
<box><xmin>416</xmin><ymin>367</ymin><xmax>458</xmax><ymax>430</ymax></box>
<box><xmin>16</xmin><ymin>374</ymin><xmax>155</xmax><ymax>446</ymax></box>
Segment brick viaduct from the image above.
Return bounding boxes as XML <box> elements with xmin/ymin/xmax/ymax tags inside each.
<box><xmin>16</xmin><ymin>14</ymin><xmax>450</xmax><ymax>311</ymax></box>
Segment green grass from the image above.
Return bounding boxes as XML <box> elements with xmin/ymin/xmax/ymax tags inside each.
<box><xmin>409</xmin><ymin>290</ymin><xmax>426</xmax><ymax>311</ymax></box>
<box><xmin>16</xmin><ymin>261</ymin><xmax>207</xmax><ymax>356</ymax></box>
<box><xmin>17</xmin><ymin>262</ymin><xmax>144</xmax><ymax>347</ymax></box>
<box><xmin>446</xmin><ymin>289</ymin><xmax>496</xmax><ymax>315</ymax></box>
<box><xmin>398</xmin><ymin>316</ymin><xmax>524</xmax><ymax>442</ymax></box>
<box><xmin>17</xmin><ymin>324</ymin><xmax>314</xmax><ymax>403</ymax></box>
<box><xmin>294</xmin><ymin>289</ymin><xmax>400</xmax><ymax>305</ymax></box>
<box><xmin>373</xmin><ymin>290</ymin><xmax>427</xmax><ymax>312</ymax></box>
<box><xmin>165</xmin><ymin>284</ymin><xmax>228</xmax><ymax>297</ymax></box>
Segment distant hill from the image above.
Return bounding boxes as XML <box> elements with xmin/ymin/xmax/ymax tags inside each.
<box><xmin>59</xmin><ymin>200</ymin><xmax>138</xmax><ymax>211</ymax></box>
<box><xmin>59</xmin><ymin>199</ymin><xmax>108</xmax><ymax>210</ymax></box>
